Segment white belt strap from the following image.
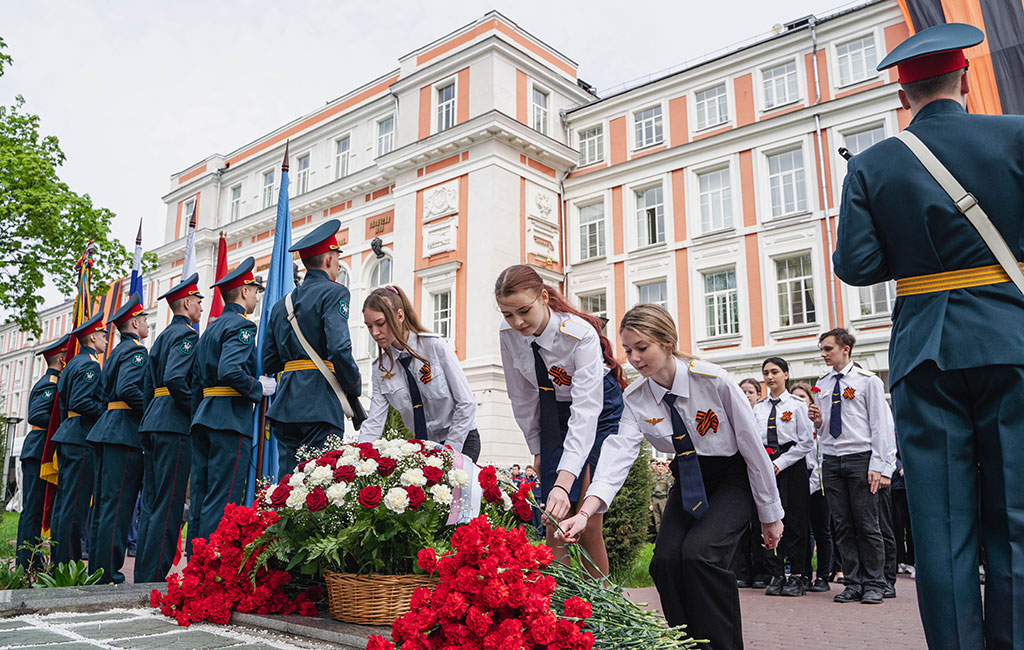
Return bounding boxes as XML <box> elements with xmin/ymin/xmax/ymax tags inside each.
<box><xmin>895</xmin><ymin>130</ymin><xmax>1024</xmax><ymax>295</ymax></box>
<box><xmin>285</xmin><ymin>292</ymin><xmax>355</xmax><ymax>418</ymax></box>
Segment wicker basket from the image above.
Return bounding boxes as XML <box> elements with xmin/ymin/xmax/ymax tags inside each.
<box><xmin>323</xmin><ymin>570</ymin><xmax>440</xmax><ymax>625</ymax></box>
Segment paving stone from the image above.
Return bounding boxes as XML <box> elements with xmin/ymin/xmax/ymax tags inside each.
<box><xmin>71</xmin><ymin>618</ymin><xmax>181</xmax><ymax>640</ymax></box>
<box><xmin>0</xmin><ymin>628</ymin><xmax>74</xmax><ymax>646</ymax></box>
<box><xmin>43</xmin><ymin>611</ymin><xmax>138</xmax><ymax>624</ymax></box>
<box><xmin>109</xmin><ymin>630</ymin><xmax>239</xmax><ymax>650</ymax></box>
<box><xmin>16</xmin><ymin>645</ymin><xmax>100</xmax><ymax>650</ymax></box>
<box><xmin>0</xmin><ymin>619</ymin><xmax>30</xmax><ymax>630</ymax></box>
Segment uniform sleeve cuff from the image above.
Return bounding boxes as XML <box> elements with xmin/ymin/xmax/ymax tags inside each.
<box><xmin>584</xmin><ymin>482</ymin><xmax>615</xmax><ymax>514</ymax></box>
<box><xmin>525</xmin><ymin>437</ymin><xmax>541</xmax><ymax>456</ymax></box>
<box><xmin>869</xmin><ymin>458</ymin><xmax>892</xmax><ymax>477</ymax></box>
<box><xmin>556</xmin><ymin>453</ymin><xmax>586</xmax><ymax>478</ymax></box>
<box><xmin>757</xmin><ymin>500</ymin><xmax>785</xmax><ymax>524</ymax></box>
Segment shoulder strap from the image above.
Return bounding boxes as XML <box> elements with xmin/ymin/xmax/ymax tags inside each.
<box><xmin>285</xmin><ymin>292</ymin><xmax>354</xmax><ymax>418</ymax></box>
<box><xmin>895</xmin><ymin>130</ymin><xmax>1024</xmax><ymax>295</ymax></box>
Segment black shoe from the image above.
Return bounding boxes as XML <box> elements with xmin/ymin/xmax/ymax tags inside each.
<box><xmin>765</xmin><ymin>576</ymin><xmax>785</xmax><ymax>596</ymax></box>
<box><xmin>808</xmin><ymin>577</ymin><xmax>831</xmax><ymax>592</ymax></box>
<box><xmin>736</xmin><ymin>579</ymin><xmax>752</xmax><ymax>588</ymax></box>
<box><xmin>861</xmin><ymin>589</ymin><xmax>883</xmax><ymax>604</ymax></box>
<box><xmin>751</xmin><ymin>579</ymin><xmax>768</xmax><ymax>589</ymax></box>
<box><xmin>781</xmin><ymin>575</ymin><xmax>806</xmax><ymax>597</ymax></box>
<box><xmin>882</xmin><ymin>584</ymin><xmax>897</xmax><ymax>599</ymax></box>
<box><xmin>834</xmin><ymin>587</ymin><xmax>863</xmax><ymax>603</ymax></box>
<box><xmin>837</xmin><ymin>575</ymin><xmax>850</xmax><ymax>585</ymax></box>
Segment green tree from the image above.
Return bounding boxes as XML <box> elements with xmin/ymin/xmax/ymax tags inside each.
<box><xmin>0</xmin><ymin>37</ymin><xmax>130</xmax><ymax>335</ymax></box>
<box><xmin>604</xmin><ymin>442</ymin><xmax>654</xmax><ymax>577</ymax></box>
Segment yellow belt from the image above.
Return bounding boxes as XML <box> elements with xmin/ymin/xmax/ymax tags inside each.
<box><xmin>283</xmin><ymin>359</ymin><xmax>334</xmax><ymax>373</ymax></box>
<box><xmin>896</xmin><ymin>262</ymin><xmax>1024</xmax><ymax>297</ymax></box>
<box><xmin>31</xmin><ymin>425</ymin><xmax>45</xmax><ymax>431</ymax></box>
<box><xmin>68</xmin><ymin>411</ymin><xmax>81</xmax><ymax>418</ymax></box>
<box><xmin>107</xmin><ymin>401</ymin><xmax>131</xmax><ymax>410</ymax></box>
<box><xmin>153</xmin><ymin>387</ymin><xmax>170</xmax><ymax>397</ymax></box>
<box><xmin>204</xmin><ymin>386</ymin><xmax>241</xmax><ymax>398</ymax></box>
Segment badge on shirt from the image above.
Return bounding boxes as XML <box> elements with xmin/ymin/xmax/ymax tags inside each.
<box><xmin>548</xmin><ymin>366</ymin><xmax>572</xmax><ymax>387</ymax></box>
<box><xmin>843</xmin><ymin>387</ymin><xmax>856</xmax><ymax>400</ymax></box>
<box><xmin>178</xmin><ymin>339</ymin><xmax>194</xmax><ymax>355</ymax></box>
<box><xmin>419</xmin><ymin>362</ymin><xmax>432</xmax><ymax>384</ymax></box>
<box><xmin>238</xmin><ymin>329</ymin><xmax>255</xmax><ymax>344</ymax></box>
<box><xmin>695</xmin><ymin>409</ymin><xmax>719</xmax><ymax>436</ymax></box>
<box><xmin>42</xmin><ymin>388</ymin><xmax>55</xmax><ymax>401</ymax></box>
<box><xmin>339</xmin><ymin>300</ymin><xmax>349</xmax><ymax>319</ymax></box>
<box><xmin>83</xmin><ymin>370</ymin><xmax>96</xmax><ymax>383</ymax></box>
<box><xmin>781</xmin><ymin>411</ymin><xmax>792</xmax><ymax>422</ymax></box>
<box><xmin>130</xmin><ymin>352</ymin><xmax>145</xmax><ymax>367</ymax></box>
<box><xmin>644</xmin><ymin>417</ymin><xmax>664</xmax><ymax>426</ymax></box>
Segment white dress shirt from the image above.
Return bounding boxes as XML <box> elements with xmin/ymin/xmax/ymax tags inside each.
<box><xmin>813</xmin><ymin>362</ymin><xmax>897</xmax><ymax>477</ymax></box>
<box><xmin>499</xmin><ymin>309</ymin><xmax>606</xmax><ymax>478</ymax></box>
<box><xmin>808</xmin><ymin>435</ymin><xmax>824</xmax><ymax>495</ymax></box>
<box><xmin>752</xmin><ymin>390</ymin><xmax>814</xmax><ymax>472</ymax></box>
<box><xmin>587</xmin><ymin>357</ymin><xmax>784</xmax><ymax>524</ymax></box>
<box><xmin>360</xmin><ymin>331</ymin><xmax>476</xmax><ymax>451</ymax></box>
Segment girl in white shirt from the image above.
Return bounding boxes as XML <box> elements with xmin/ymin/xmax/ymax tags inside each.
<box><xmin>495</xmin><ymin>264</ymin><xmax>627</xmax><ymax>576</ymax></box>
<box><xmin>360</xmin><ymin>285</ymin><xmax>480</xmax><ymax>461</ymax></box>
<box><xmin>558</xmin><ymin>304</ymin><xmax>783</xmax><ymax>650</ymax></box>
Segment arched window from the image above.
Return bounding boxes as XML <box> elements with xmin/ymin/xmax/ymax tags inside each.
<box><xmin>370</xmin><ymin>257</ymin><xmax>392</xmax><ymax>288</ymax></box>
<box><xmin>337</xmin><ymin>266</ymin><xmax>350</xmax><ymax>288</ymax></box>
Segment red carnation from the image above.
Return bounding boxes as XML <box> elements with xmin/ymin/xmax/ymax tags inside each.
<box><xmin>811</xmin><ymin>386</ymin><xmax>821</xmax><ymax>393</ymax></box>
<box><xmin>417</xmin><ymin>548</ymin><xmax>438</xmax><ymax>574</ymax></box>
<box><xmin>377</xmin><ymin>457</ymin><xmax>398</xmax><ymax>477</ymax></box>
<box><xmin>477</xmin><ymin>465</ymin><xmax>498</xmax><ymax>488</ymax></box>
<box><xmin>483</xmin><ymin>484</ymin><xmax>503</xmax><ymax>504</ymax></box>
<box><xmin>333</xmin><ymin>464</ymin><xmax>356</xmax><ymax>483</ymax></box>
<box><xmin>405</xmin><ymin>485</ymin><xmax>426</xmax><ymax>510</ymax></box>
<box><xmin>765</xmin><ymin>447</ymin><xmax>775</xmax><ymax>456</ymax></box>
<box><xmin>358</xmin><ymin>485</ymin><xmax>382</xmax><ymax>509</ymax></box>
<box><xmin>296</xmin><ymin>460</ymin><xmax>309</xmax><ymax>473</ymax></box>
<box><xmin>422</xmin><ymin>465</ymin><xmax>443</xmax><ymax>485</ymax></box>
<box><xmin>306</xmin><ymin>486</ymin><xmax>328</xmax><ymax>513</ymax></box>
<box><xmin>269</xmin><ymin>484</ymin><xmax>291</xmax><ymax>508</ymax></box>
<box><xmin>564</xmin><ymin>596</ymin><xmax>592</xmax><ymax>619</ymax></box>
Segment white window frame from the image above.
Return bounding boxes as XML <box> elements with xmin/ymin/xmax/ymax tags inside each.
<box><xmin>833</xmin><ymin>31</ymin><xmax>880</xmax><ymax>88</ymax></box>
<box><xmin>694</xmin><ymin>164</ymin><xmax>734</xmax><ymax>235</ymax></box>
<box><xmin>636</xmin><ymin>279</ymin><xmax>669</xmax><ymax>309</ymax></box>
<box><xmin>431</xmin><ymin>290</ymin><xmax>453</xmax><ymax>340</ymax></box>
<box><xmin>335</xmin><ymin>135</ymin><xmax>351</xmax><ymax>180</ymax></box>
<box><xmin>774</xmin><ymin>252</ymin><xmax>817</xmax><ymax>328</ymax></box>
<box><xmin>632</xmin><ymin>104</ymin><xmax>664</xmax><ymax>150</ymax></box>
<box><xmin>229</xmin><ymin>184</ymin><xmax>242</xmax><ymax>222</ymax></box>
<box><xmin>841</xmin><ymin>123</ymin><xmax>887</xmax><ymax>158</ymax></box>
<box><xmin>435</xmin><ymin>78</ymin><xmax>457</xmax><ymax>133</ymax></box>
<box><xmin>633</xmin><ymin>183</ymin><xmax>666</xmax><ymax>249</ymax></box>
<box><xmin>179</xmin><ymin>198</ymin><xmax>196</xmax><ymax>238</ymax></box>
<box><xmin>530</xmin><ymin>82</ymin><xmax>550</xmax><ymax>136</ymax></box>
<box><xmin>693</xmin><ymin>82</ymin><xmax>730</xmax><ymax>131</ymax></box>
<box><xmin>294</xmin><ymin>153</ymin><xmax>311</xmax><ymax>196</ymax></box>
<box><xmin>261</xmin><ymin>169</ymin><xmax>275</xmax><ymax>209</ymax></box>
<box><xmin>857</xmin><ymin>281</ymin><xmax>896</xmax><ymax>318</ymax></box>
<box><xmin>701</xmin><ymin>266</ymin><xmax>740</xmax><ymax>339</ymax></box>
<box><xmin>577</xmin><ymin>124</ymin><xmax>604</xmax><ymax>167</ymax></box>
<box><xmin>759</xmin><ymin>58</ymin><xmax>801</xmax><ymax>111</ymax></box>
<box><xmin>576</xmin><ymin>200</ymin><xmax>606</xmax><ymax>261</ymax></box>
<box><xmin>369</xmin><ymin>255</ymin><xmax>393</xmax><ymax>288</ymax></box>
<box><xmin>578</xmin><ymin>291</ymin><xmax>608</xmax><ymax>335</ymax></box>
<box><xmin>760</xmin><ymin>140</ymin><xmax>812</xmax><ymax>220</ymax></box>
<box><xmin>376</xmin><ymin>116</ymin><xmax>395</xmax><ymax>157</ymax></box>
<box><xmin>337</xmin><ymin>263</ymin><xmax>351</xmax><ymax>288</ymax></box>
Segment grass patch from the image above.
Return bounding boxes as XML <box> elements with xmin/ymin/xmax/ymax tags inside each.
<box><xmin>611</xmin><ymin>542</ymin><xmax>654</xmax><ymax>588</ymax></box>
<box><xmin>1</xmin><ymin>512</ymin><xmax>19</xmax><ymax>559</ymax></box>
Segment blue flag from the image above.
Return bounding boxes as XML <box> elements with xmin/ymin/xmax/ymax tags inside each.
<box><xmin>246</xmin><ymin>151</ymin><xmax>294</xmax><ymax>505</ymax></box>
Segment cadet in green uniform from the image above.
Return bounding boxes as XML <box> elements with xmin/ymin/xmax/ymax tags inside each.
<box><xmin>135</xmin><ymin>274</ymin><xmax>202</xmax><ymax>582</ymax></box>
<box><xmin>86</xmin><ymin>296</ymin><xmax>149</xmax><ymax>584</ymax></box>
<box><xmin>188</xmin><ymin>257</ymin><xmax>275</xmax><ymax>551</ymax></box>
<box><xmin>651</xmin><ymin>460</ymin><xmax>671</xmax><ymax>533</ymax></box>
<box><xmin>16</xmin><ymin>335</ymin><xmax>69</xmax><ymax>570</ymax></box>
<box><xmin>261</xmin><ymin>219</ymin><xmax>362</xmax><ymax>475</ymax></box>
<box><xmin>50</xmin><ymin>313</ymin><xmax>107</xmax><ymax>567</ymax></box>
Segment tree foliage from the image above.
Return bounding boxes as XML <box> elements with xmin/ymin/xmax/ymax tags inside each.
<box><xmin>604</xmin><ymin>441</ymin><xmax>654</xmax><ymax>577</ymax></box>
<box><xmin>0</xmin><ymin>36</ymin><xmax>130</xmax><ymax>335</ymax></box>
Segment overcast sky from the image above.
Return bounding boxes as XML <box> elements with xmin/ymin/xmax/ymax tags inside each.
<box><xmin>2</xmin><ymin>0</ymin><xmax>854</xmax><ymax>303</ymax></box>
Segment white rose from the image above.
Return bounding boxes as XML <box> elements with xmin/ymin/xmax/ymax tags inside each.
<box><xmin>326</xmin><ymin>483</ymin><xmax>350</xmax><ymax>507</ymax></box>
<box><xmin>501</xmin><ymin>491</ymin><xmax>513</xmax><ymax>511</ymax></box>
<box><xmin>429</xmin><ymin>484</ymin><xmax>453</xmax><ymax>505</ymax></box>
<box><xmin>288</xmin><ymin>472</ymin><xmax>306</xmax><ymax>487</ymax></box>
<box><xmin>383</xmin><ymin>487</ymin><xmax>410</xmax><ymax>514</ymax></box>
<box><xmin>309</xmin><ymin>465</ymin><xmax>334</xmax><ymax>487</ymax></box>
<box><xmin>356</xmin><ymin>459</ymin><xmax>379</xmax><ymax>476</ymax></box>
<box><xmin>425</xmin><ymin>456</ymin><xmax>444</xmax><ymax>468</ymax></box>
<box><xmin>286</xmin><ymin>486</ymin><xmax>309</xmax><ymax>510</ymax></box>
<box><xmin>448</xmin><ymin>469</ymin><xmax>470</xmax><ymax>488</ymax></box>
<box><xmin>401</xmin><ymin>468</ymin><xmax>427</xmax><ymax>487</ymax></box>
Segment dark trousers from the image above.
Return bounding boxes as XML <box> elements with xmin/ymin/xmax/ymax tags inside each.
<box><xmin>766</xmin><ymin>458</ymin><xmax>809</xmax><ymax>577</ymax></box>
<box><xmin>877</xmin><ymin>485</ymin><xmax>897</xmax><ymax>587</ymax></box>
<box><xmin>274</xmin><ymin>421</ymin><xmax>337</xmax><ymax>476</ymax></box>
<box><xmin>136</xmin><ymin>432</ymin><xmax>191</xmax><ymax>583</ymax></box>
<box><xmin>51</xmin><ymin>442</ymin><xmax>93</xmax><ymax>566</ymax></box>
<box><xmin>192</xmin><ymin>425</ymin><xmax>251</xmax><ymax>543</ymax></box>
<box><xmin>807</xmin><ymin>489</ymin><xmax>833</xmax><ymax>579</ymax></box>
<box><xmin>892</xmin><ymin>488</ymin><xmax>914</xmax><ymax>566</ymax></box>
<box><xmin>185</xmin><ymin>426</ymin><xmax>207</xmax><ymax>556</ymax></box>
<box><xmin>16</xmin><ymin>458</ymin><xmax>46</xmax><ymax>570</ymax></box>
<box><xmin>650</xmin><ymin>454</ymin><xmax>753</xmax><ymax>650</ymax></box>
<box><xmin>731</xmin><ymin>512</ymin><xmax>767</xmax><ymax>583</ymax></box>
<box><xmin>136</xmin><ymin>433</ymin><xmax>155</xmax><ymax>557</ymax></box>
<box><xmin>89</xmin><ymin>443</ymin><xmax>143</xmax><ymax>584</ymax></box>
<box><xmin>822</xmin><ymin>451</ymin><xmax>884</xmax><ymax>592</ymax></box>
<box><xmin>459</xmin><ymin>429</ymin><xmax>481</xmax><ymax>463</ymax></box>
<box><xmin>892</xmin><ymin>362</ymin><xmax>1024</xmax><ymax>650</ymax></box>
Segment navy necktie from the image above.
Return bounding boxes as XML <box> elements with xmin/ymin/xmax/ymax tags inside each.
<box><xmin>830</xmin><ymin>373</ymin><xmax>844</xmax><ymax>439</ymax></box>
<box><xmin>663</xmin><ymin>393</ymin><xmax>709</xmax><ymax>520</ymax></box>
<box><xmin>767</xmin><ymin>398</ymin><xmax>781</xmax><ymax>449</ymax></box>
<box><xmin>531</xmin><ymin>341</ymin><xmax>561</xmax><ymax>450</ymax></box>
<box><xmin>398</xmin><ymin>355</ymin><xmax>427</xmax><ymax>440</ymax></box>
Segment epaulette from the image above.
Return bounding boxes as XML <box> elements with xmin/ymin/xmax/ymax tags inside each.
<box><xmin>419</xmin><ymin>332</ymin><xmax>440</xmax><ymax>338</ymax></box>
<box><xmin>499</xmin><ymin>325</ymin><xmax>514</xmax><ymax>332</ymax></box>
<box><xmin>687</xmin><ymin>359</ymin><xmax>719</xmax><ymax>378</ymax></box>
<box><xmin>856</xmin><ymin>367</ymin><xmax>876</xmax><ymax>377</ymax></box>
<box><xmin>625</xmin><ymin>376</ymin><xmax>648</xmax><ymax>397</ymax></box>
<box><xmin>89</xmin><ymin>354</ymin><xmax>98</xmax><ymax>363</ymax></box>
<box><xmin>558</xmin><ymin>316</ymin><xmax>589</xmax><ymax>341</ymax></box>
<box><xmin>49</xmin><ymin>375</ymin><xmax>58</xmax><ymax>383</ymax></box>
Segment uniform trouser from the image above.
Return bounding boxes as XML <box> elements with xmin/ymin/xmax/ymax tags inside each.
<box><xmin>136</xmin><ymin>433</ymin><xmax>155</xmax><ymax>558</ymax></box>
<box><xmin>877</xmin><ymin>485</ymin><xmax>897</xmax><ymax>587</ymax></box>
<box><xmin>651</xmin><ymin>453</ymin><xmax>753</xmax><ymax>650</ymax></box>
<box><xmin>892</xmin><ymin>362</ymin><xmax>1024</xmax><ymax>650</ymax></box>
<box><xmin>274</xmin><ymin>421</ymin><xmax>337</xmax><ymax>477</ymax></box>
<box><xmin>192</xmin><ymin>425</ymin><xmax>251</xmax><ymax>544</ymax></box>
<box><xmin>892</xmin><ymin>488</ymin><xmax>914</xmax><ymax>566</ymax></box>
<box><xmin>807</xmin><ymin>489</ymin><xmax>833</xmax><ymax>580</ymax></box>
<box><xmin>89</xmin><ymin>443</ymin><xmax>143</xmax><ymax>584</ymax></box>
<box><xmin>51</xmin><ymin>442</ymin><xmax>94</xmax><ymax>567</ymax></box>
<box><xmin>459</xmin><ymin>429</ymin><xmax>481</xmax><ymax>463</ymax></box>
<box><xmin>823</xmin><ymin>451</ymin><xmax>885</xmax><ymax>593</ymax></box>
<box><xmin>766</xmin><ymin>458</ymin><xmax>810</xmax><ymax>577</ymax></box>
<box><xmin>185</xmin><ymin>426</ymin><xmax>207</xmax><ymax>556</ymax></box>
<box><xmin>730</xmin><ymin>511</ymin><xmax>767</xmax><ymax>584</ymax></box>
<box><xmin>16</xmin><ymin>458</ymin><xmax>46</xmax><ymax>570</ymax></box>
<box><xmin>136</xmin><ymin>432</ymin><xmax>191</xmax><ymax>583</ymax></box>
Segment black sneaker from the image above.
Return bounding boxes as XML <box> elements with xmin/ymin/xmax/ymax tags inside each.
<box><xmin>781</xmin><ymin>575</ymin><xmax>806</xmax><ymax>597</ymax></box>
<box><xmin>882</xmin><ymin>584</ymin><xmax>897</xmax><ymax>599</ymax></box>
<box><xmin>765</xmin><ymin>575</ymin><xmax>785</xmax><ymax>596</ymax></box>
<box><xmin>751</xmin><ymin>579</ymin><xmax>768</xmax><ymax>589</ymax></box>
<box><xmin>834</xmin><ymin>587</ymin><xmax>863</xmax><ymax>603</ymax></box>
<box><xmin>736</xmin><ymin>579</ymin><xmax>753</xmax><ymax>588</ymax></box>
<box><xmin>808</xmin><ymin>576</ymin><xmax>831</xmax><ymax>592</ymax></box>
<box><xmin>861</xmin><ymin>589</ymin><xmax>883</xmax><ymax>604</ymax></box>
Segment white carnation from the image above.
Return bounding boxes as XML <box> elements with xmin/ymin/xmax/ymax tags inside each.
<box><xmin>263</xmin><ymin>490</ymin><xmax>275</xmax><ymax>505</ymax></box>
<box><xmin>425</xmin><ymin>456</ymin><xmax>444</xmax><ymax>468</ymax></box>
<box><xmin>356</xmin><ymin>459</ymin><xmax>379</xmax><ymax>476</ymax></box>
<box><xmin>448</xmin><ymin>469</ymin><xmax>470</xmax><ymax>488</ymax></box>
<box><xmin>429</xmin><ymin>484</ymin><xmax>453</xmax><ymax>505</ymax></box>
<box><xmin>401</xmin><ymin>468</ymin><xmax>427</xmax><ymax>487</ymax></box>
<box><xmin>381</xmin><ymin>446</ymin><xmax>405</xmax><ymax>460</ymax></box>
<box><xmin>401</xmin><ymin>442</ymin><xmax>419</xmax><ymax>455</ymax></box>
<box><xmin>326</xmin><ymin>483</ymin><xmax>350</xmax><ymax>506</ymax></box>
<box><xmin>372</xmin><ymin>438</ymin><xmax>388</xmax><ymax>449</ymax></box>
<box><xmin>501</xmin><ymin>491</ymin><xmax>513</xmax><ymax>511</ymax></box>
<box><xmin>341</xmin><ymin>447</ymin><xmax>360</xmax><ymax>462</ymax></box>
<box><xmin>286</xmin><ymin>486</ymin><xmax>308</xmax><ymax>509</ymax></box>
<box><xmin>288</xmin><ymin>472</ymin><xmax>306</xmax><ymax>487</ymax></box>
<box><xmin>383</xmin><ymin>487</ymin><xmax>410</xmax><ymax>514</ymax></box>
<box><xmin>308</xmin><ymin>465</ymin><xmax>334</xmax><ymax>487</ymax></box>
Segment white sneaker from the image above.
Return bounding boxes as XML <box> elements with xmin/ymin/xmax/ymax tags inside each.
<box><xmin>898</xmin><ymin>563</ymin><xmax>909</xmax><ymax>574</ymax></box>
<box><xmin>908</xmin><ymin>565</ymin><xmax>916</xmax><ymax>579</ymax></box>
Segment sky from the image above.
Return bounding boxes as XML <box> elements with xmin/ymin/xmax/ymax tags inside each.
<box><xmin>2</xmin><ymin>0</ymin><xmax>859</xmax><ymax>306</ymax></box>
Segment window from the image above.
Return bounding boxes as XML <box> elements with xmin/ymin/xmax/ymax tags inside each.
<box><xmin>697</xmin><ymin>168</ymin><xmax>732</xmax><ymax>233</ymax></box>
<box><xmin>370</xmin><ymin>257</ymin><xmax>392</xmax><ymax>288</ymax></box>
<box><xmin>703</xmin><ymin>269</ymin><xmax>739</xmax><ymax>337</ymax></box>
<box><xmin>578</xmin><ymin>125</ymin><xmax>603</xmax><ymax>166</ymax></box>
<box><xmin>377</xmin><ymin>117</ymin><xmax>394</xmax><ymax>157</ymax></box>
<box><xmin>179</xmin><ymin>198</ymin><xmax>196</xmax><ymax>238</ymax></box>
<box><xmin>836</xmin><ymin>35</ymin><xmax>877</xmax><ymax>86</ymax></box>
<box><xmin>578</xmin><ymin>202</ymin><xmax>606</xmax><ymax>260</ymax></box>
<box><xmin>635</xmin><ymin>185</ymin><xmax>665</xmax><ymax>247</ymax></box>
<box><xmin>432</xmin><ymin>291</ymin><xmax>452</xmax><ymax>340</ymax></box>
<box><xmin>767</xmin><ymin>149</ymin><xmax>807</xmax><ymax>217</ymax></box>
<box><xmin>633</xmin><ymin>106</ymin><xmax>664</xmax><ymax>148</ymax></box>
<box><xmin>695</xmin><ymin>83</ymin><xmax>728</xmax><ymax>130</ymax></box>
<box><xmin>776</xmin><ymin>254</ymin><xmax>816</xmax><ymax>327</ymax></box>
<box><xmin>295</xmin><ymin>154</ymin><xmax>310</xmax><ymax>195</ymax></box>
<box><xmin>229</xmin><ymin>185</ymin><xmax>242</xmax><ymax>222</ymax></box>
<box><xmin>844</xmin><ymin>125</ymin><xmax>885</xmax><ymax>156</ymax></box>
<box><xmin>859</xmin><ymin>281</ymin><xmax>896</xmax><ymax>317</ymax></box>
<box><xmin>337</xmin><ymin>267</ymin><xmax>350</xmax><ymax>287</ymax></box>
<box><xmin>262</xmin><ymin>170</ymin><xmax>275</xmax><ymax>209</ymax></box>
<box><xmin>531</xmin><ymin>87</ymin><xmax>549</xmax><ymax>135</ymax></box>
<box><xmin>762</xmin><ymin>61</ymin><xmax>798</xmax><ymax>109</ymax></box>
<box><xmin>638</xmin><ymin>280</ymin><xmax>668</xmax><ymax>308</ymax></box>
<box><xmin>335</xmin><ymin>136</ymin><xmax>351</xmax><ymax>179</ymax></box>
<box><xmin>579</xmin><ymin>292</ymin><xmax>608</xmax><ymax>334</ymax></box>
<box><xmin>437</xmin><ymin>83</ymin><xmax>456</xmax><ymax>132</ymax></box>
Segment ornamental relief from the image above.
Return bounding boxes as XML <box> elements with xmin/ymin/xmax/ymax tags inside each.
<box><xmin>422</xmin><ymin>181</ymin><xmax>459</xmax><ymax>223</ymax></box>
<box><xmin>526</xmin><ymin>182</ymin><xmax>558</xmax><ymax>225</ymax></box>
<box><xmin>424</xmin><ymin>217</ymin><xmax>457</xmax><ymax>256</ymax></box>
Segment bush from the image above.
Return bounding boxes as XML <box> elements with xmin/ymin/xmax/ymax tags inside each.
<box><xmin>604</xmin><ymin>442</ymin><xmax>653</xmax><ymax>577</ymax></box>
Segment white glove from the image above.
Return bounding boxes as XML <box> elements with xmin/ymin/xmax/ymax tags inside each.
<box><xmin>258</xmin><ymin>375</ymin><xmax>277</xmax><ymax>397</ymax></box>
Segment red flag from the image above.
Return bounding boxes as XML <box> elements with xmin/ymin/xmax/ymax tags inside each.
<box><xmin>209</xmin><ymin>232</ymin><xmax>228</xmax><ymax>320</ymax></box>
